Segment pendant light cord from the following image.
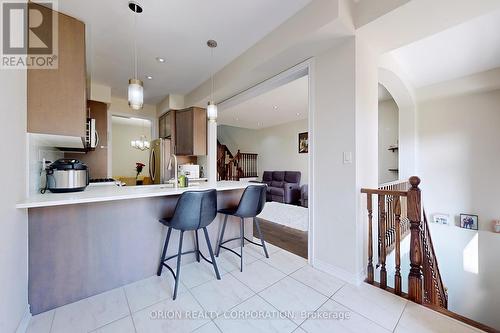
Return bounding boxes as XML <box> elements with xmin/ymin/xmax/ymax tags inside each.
<box><xmin>210</xmin><ymin>46</ymin><xmax>215</xmax><ymax>102</ymax></box>
<box><xmin>133</xmin><ymin>8</ymin><xmax>138</xmax><ymax>79</ymax></box>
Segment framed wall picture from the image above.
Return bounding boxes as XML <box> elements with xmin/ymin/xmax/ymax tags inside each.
<box><xmin>298</xmin><ymin>132</ymin><xmax>308</xmax><ymax>154</ymax></box>
<box><xmin>433</xmin><ymin>213</ymin><xmax>450</xmax><ymax>225</ymax></box>
<box><xmin>460</xmin><ymin>214</ymin><xmax>479</xmax><ymax>230</ymax></box>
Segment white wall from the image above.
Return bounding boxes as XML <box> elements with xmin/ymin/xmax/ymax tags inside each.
<box><xmin>108</xmin><ymin>97</ymin><xmax>157</xmax><ymax>178</ymax></box>
<box><xmin>378</xmin><ymin>99</ymin><xmax>399</xmax><ymax>184</ymax></box>
<box><xmin>0</xmin><ymin>70</ymin><xmax>29</xmax><ymax>331</ymax></box>
<box><xmin>312</xmin><ymin>38</ymin><xmax>359</xmax><ymax>280</ymax></box>
<box><xmin>218</xmin><ymin>119</ymin><xmax>309</xmax><ymax>184</ymax></box>
<box><xmin>111</xmin><ymin>120</ymin><xmax>151</xmax><ymax>178</ymax></box>
<box><xmin>355</xmin><ymin>36</ymin><xmax>380</xmax><ymax>279</ymax></box>
<box><xmin>429</xmin><ymin>224</ymin><xmax>500</xmax><ymax>329</ymax></box>
<box><xmin>27</xmin><ymin>135</ymin><xmax>64</xmax><ymax>194</ymax></box>
<box><xmin>418</xmin><ymin>89</ymin><xmax>500</xmax><ymax>231</ymax></box>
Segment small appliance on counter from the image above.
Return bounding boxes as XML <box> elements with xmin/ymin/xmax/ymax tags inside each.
<box><xmin>178</xmin><ymin>164</ymin><xmax>200</xmax><ymax>179</ymax></box>
<box><xmin>43</xmin><ymin>159</ymin><xmax>89</xmax><ymax>193</ymax></box>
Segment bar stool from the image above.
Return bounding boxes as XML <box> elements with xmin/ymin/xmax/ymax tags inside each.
<box><xmin>216</xmin><ymin>185</ymin><xmax>268</xmax><ymax>272</ymax></box>
<box><xmin>157</xmin><ymin>189</ymin><xmax>220</xmax><ymax>300</ymax></box>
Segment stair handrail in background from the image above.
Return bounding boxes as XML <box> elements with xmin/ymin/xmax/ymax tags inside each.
<box><xmin>361</xmin><ymin>176</ymin><xmax>448</xmax><ymax>309</ymax></box>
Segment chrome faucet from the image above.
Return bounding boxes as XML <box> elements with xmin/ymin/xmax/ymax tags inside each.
<box><xmin>167</xmin><ymin>154</ymin><xmax>178</xmax><ymax>188</ymax></box>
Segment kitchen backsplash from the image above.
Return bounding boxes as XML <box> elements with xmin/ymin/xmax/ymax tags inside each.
<box><xmin>28</xmin><ymin>134</ymin><xmax>64</xmax><ymax>195</ymax></box>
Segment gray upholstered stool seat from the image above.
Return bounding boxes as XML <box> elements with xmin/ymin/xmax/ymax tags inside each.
<box><xmin>216</xmin><ymin>185</ymin><xmax>269</xmax><ymax>272</ymax></box>
<box><xmin>157</xmin><ymin>189</ymin><xmax>221</xmax><ymax>300</ymax></box>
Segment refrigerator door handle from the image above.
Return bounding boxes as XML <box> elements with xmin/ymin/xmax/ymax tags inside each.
<box><xmin>149</xmin><ymin>148</ymin><xmax>156</xmax><ymax>183</ymax></box>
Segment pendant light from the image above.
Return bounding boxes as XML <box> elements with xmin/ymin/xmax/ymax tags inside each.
<box><xmin>128</xmin><ymin>2</ymin><xmax>143</xmax><ymax>110</ymax></box>
<box><xmin>207</xmin><ymin>40</ymin><xmax>218</xmax><ymax>121</ymax></box>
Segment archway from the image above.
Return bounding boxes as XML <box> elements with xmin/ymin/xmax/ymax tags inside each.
<box><xmin>378</xmin><ymin>68</ymin><xmax>417</xmax><ymax>180</ymax></box>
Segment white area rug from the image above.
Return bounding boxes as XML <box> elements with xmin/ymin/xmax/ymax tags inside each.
<box><xmin>257</xmin><ymin>201</ymin><xmax>309</xmax><ymax>232</ymax></box>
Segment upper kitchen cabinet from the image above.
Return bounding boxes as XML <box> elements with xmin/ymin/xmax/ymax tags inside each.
<box><xmin>159</xmin><ymin>110</ymin><xmax>175</xmax><ymax>140</ymax></box>
<box><xmin>27</xmin><ymin>4</ymin><xmax>86</xmax><ymax>137</ymax></box>
<box><xmin>175</xmin><ymin>107</ymin><xmax>207</xmax><ymax>156</ymax></box>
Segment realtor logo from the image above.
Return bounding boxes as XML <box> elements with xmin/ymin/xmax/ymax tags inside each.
<box><xmin>1</xmin><ymin>0</ymin><xmax>58</xmax><ymax>69</ymax></box>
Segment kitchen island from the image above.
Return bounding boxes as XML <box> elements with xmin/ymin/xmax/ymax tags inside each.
<box><xmin>17</xmin><ymin>181</ymin><xmax>256</xmax><ymax>314</ymax></box>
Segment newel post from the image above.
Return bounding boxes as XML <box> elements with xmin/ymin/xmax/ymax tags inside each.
<box><xmin>407</xmin><ymin>176</ymin><xmax>423</xmax><ymax>303</ymax></box>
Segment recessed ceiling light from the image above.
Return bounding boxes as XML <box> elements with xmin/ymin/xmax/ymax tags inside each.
<box><xmin>273</xmin><ymin>105</ymin><xmax>279</xmax><ymax>110</ymax></box>
<box><xmin>296</xmin><ymin>112</ymin><xmax>300</xmax><ymax>116</ymax></box>
<box><xmin>146</xmin><ymin>75</ymin><xmax>153</xmax><ymax>80</ymax></box>
<box><xmin>156</xmin><ymin>57</ymin><xmax>166</xmax><ymax>63</ymax></box>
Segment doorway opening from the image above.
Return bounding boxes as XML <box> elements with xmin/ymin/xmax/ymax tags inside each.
<box><xmin>110</xmin><ymin>115</ymin><xmax>152</xmax><ymax>185</ymax></box>
<box><xmin>218</xmin><ymin>62</ymin><xmax>312</xmax><ymax>259</ymax></box>
<box><xmin>378</xmin><ymin>83</ymin><xmax>399</xmax><ymax>185</ymax></box>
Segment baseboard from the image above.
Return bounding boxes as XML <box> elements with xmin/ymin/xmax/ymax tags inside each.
<box><xmin>313</xmin><ymin>259</ymin><xmax>366</xmax><ymax>285</ymax></box>
<box><xmin>15</xmin><ymin>305</ymin><xmax>31</xmax><ymax>333</ymax></box>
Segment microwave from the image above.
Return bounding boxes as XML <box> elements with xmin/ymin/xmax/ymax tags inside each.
<box><xmin>85</xmin><ymin>118</ymin><xmax>99</xmax><ymax>149</ymax></box>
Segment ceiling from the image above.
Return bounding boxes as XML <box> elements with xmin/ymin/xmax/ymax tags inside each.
<box><xmin>57</xmin><ymin>0</ymin><xmax>312</xmax><ymax>105</ymax></box>
<box><xmin>218</xmin><ymin>75</ymin><xmax>308</xmax><ymax>129</ymax></box>
<box><xmin>390</xmin><ymin>8</ymin><xmax>500</xmax><ymax>88</ymax></box>
<box><xmin>112</xmin><ymin>115</ymin><xmax>151</xmax><ymax>127</ymax></box>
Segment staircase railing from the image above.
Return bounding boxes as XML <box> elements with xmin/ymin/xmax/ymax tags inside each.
<box><xmin>217</xmin><ymin>141</ymin><xmax>258</xmax><ymax>181</ymax></box>
<box><xmin>361</xmin><ymin>176</ymin><xmax>448</xmax><ymax>309</ymax></box>
<box><xmin>378</xmin><ymin>180</ymin><xmax>411</xmax><ymax>263</ymax></box>
<box><xmin>422</xmin><ymin>210</ymin><xmax>448</xmax><ymax>308</ymax></box>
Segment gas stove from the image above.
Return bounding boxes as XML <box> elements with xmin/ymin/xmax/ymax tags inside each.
<box><xmin>89</xmin><ymin>178</ymin><xmax>118</xmax><ymax>186</ymax></box>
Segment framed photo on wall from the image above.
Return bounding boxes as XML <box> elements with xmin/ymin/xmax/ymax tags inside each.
<box><xmin>433</xmin><ymin>213</ymin><xmax>450</xmax><ymax>225</ymax></box>
<box><xmin>460</xmin><ymin>214</ymin><xmax>479</xmax><ymax>230</ymax></box>
<box><xmin>298</xmin><ymin>132</ymin><xmax>308</xmax><ymax>154</ymax></box>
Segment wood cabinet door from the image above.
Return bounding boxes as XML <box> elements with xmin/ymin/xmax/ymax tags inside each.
<box><xmin>159</xmin><ymin>114</ymin><xmax>167</xmax><ymax>138</ymax></box>
<box><xmin>191</xmin><ymin>107</ymin><xmax>207</xmax><ymax>156</ymax></box>
<box><xmin>27</xmin><ymin>6</ymin><xmax>86</xmax><ymax>137</ymax></box>
<box><xmin>175</xmin><ymin>109</ymin><xmax>194</xmax><ymax>155</ymax></box>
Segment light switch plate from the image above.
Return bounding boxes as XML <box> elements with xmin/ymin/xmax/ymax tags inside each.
<box><xmin>343</xmin><ymin>152</ymin><xmax>352</xmax><ymax>164</ymax></box>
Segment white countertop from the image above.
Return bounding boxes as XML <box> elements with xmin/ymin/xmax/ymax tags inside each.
<box><xmin>17</xmin><ymin>181</ymin><xmax>255</xmax><ymax>209</ymax></box>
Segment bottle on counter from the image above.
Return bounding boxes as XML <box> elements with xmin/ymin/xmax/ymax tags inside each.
<box><xmin>178</xmin><ymin>172</ymin><xmax>188</xmax><ymax>188</ymax></box>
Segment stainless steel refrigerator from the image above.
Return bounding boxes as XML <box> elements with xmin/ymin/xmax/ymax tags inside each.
<box><xmin>149</xmin><ymin>138</ymin><xmax>172</xmax><ymax>184</ymax></box>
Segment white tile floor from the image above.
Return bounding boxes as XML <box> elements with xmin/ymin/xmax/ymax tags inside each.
<box><xmin>26</xmin><ymin>242</ymin><xmax>483</xmax><ymax>333</ymax></box>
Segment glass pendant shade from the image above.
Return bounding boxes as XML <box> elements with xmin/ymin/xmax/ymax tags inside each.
<box><xmin>207</xmin><ymin>101</ymin><xmax>218</xmax><ymax>121</ymax></box>
<box><xmin>128</xmin><ymin>79</ymin><xmax>144</xmax><ymax>110</ymax></box>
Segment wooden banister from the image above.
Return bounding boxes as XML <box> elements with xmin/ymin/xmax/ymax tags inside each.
<box><xmin>407</xmin><ymin>176</ymin><xmax>423</xmax><ymax>304</ymax></box>
<box><xmin>422</xmin><ymin>210</ymin><xmax>448</xmax><ymax>308</ymax></box>
<box><xmin>361</xmin><ymin>177</ymin><xmax>448</xmax><ymax>311</ymax></box>
<box><xmin>217</xmin><ymin>142</ymin><xmax>258</xmax><ymax>181</ymax></box>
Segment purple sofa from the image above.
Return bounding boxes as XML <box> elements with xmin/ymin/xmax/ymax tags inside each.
<box><xmin>261</xmin><ymin>171</ymin><xmax>301</xmax><ymax>205</ymax></box>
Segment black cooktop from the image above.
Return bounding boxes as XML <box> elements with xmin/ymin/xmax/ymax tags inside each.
<box><xmin>89</xmin><ymin>178</ymin><xmax>116</xmax><ymax>183</ymax></box>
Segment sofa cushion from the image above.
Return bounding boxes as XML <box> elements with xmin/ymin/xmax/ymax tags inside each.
<box><xmin>272</xmin><ymin>171</ymin><xmax>285</xmax><ymax>181</ymax></box>
<box><xmin>269</xmin><ymin>187</ymin><xmax>284</xmax><ymax>196</ymax></box>
<box><xmin>284</xmin><ymin>171</ymin><xmax>301</xmax><ymax>184</ymax></box>
<box><xmin>271</xmin><ymin>181</ymin><xmax>284</xmax><ymax>188</ymax></box>
<box><xmin>262</xmin><ymin>171</ymin><xmax>273</xmax><ymax>182</ymax></box>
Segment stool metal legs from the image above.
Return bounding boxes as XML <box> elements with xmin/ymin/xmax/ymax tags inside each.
<box><xmin>240</xmin><ymin>217</ymin><xmax>244</xmax><ymax>272</ymax></box>
<box><xmin>216</xmin><ymin>215</ymin><xmax>228</xmax><ymax>257</ymax></box>
<box><xmin>173</xmin><ymin>231</ymin><xmax>184</xmax><ymax>300</ymax></box>
<box><xmin>254</xmin><ymin>217</ymin><xmax>269</xmax><ymax>258</ymax></box>
<box><xmin>203</xmin><ymin>227</ymin><xmax>221</xmax><ymax>279</ymax></box>
<box><xmin>157</xmin><ymin>227</ymin><xmax>221</xmax><ymax>300</ymax></box>
<box><xmin>216</xmin><ymin>216</ymin><xmax>270</xmax><ymax>272</ymax></box>
<box><xmin>195</xmin><ymin>230</ymin><xmax>200</xmax><ymax>263</ymax></box>
<box><xmin>157</xmin><ymin>227</ymin><xmax>172</xmax><ymax>276</ymax></box>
